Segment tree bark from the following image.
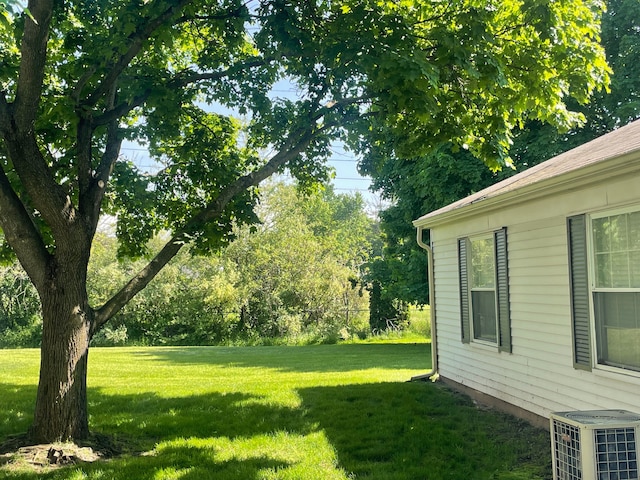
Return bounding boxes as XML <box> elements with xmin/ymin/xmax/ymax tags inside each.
<box><xmin>28</xmin><ymin>253</ymin><xmax>93</xmax><ymax>443</ymax></box>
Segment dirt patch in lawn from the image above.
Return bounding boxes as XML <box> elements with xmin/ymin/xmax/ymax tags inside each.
<box><xmin>0</xmin><ymin>433</ymin><xmax>134</xmax><ymax>473</ymax></box>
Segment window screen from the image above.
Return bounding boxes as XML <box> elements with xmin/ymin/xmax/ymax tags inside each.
<box><xmin>591</xmin><ymin>209</ymin><xmax>640</xmax><ymax>372</ymax></box>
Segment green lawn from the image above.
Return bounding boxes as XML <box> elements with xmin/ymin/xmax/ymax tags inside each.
<box><xmin>0</xmin><ymin>343</ymin><xmax>552</xmax><ymax>479</ymax></box>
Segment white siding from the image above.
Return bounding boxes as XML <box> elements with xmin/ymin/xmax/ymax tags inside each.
<box><xmin>431</xmin><ymin>173</ymin><xmax>640</xmax><ymax>419</ymax></box>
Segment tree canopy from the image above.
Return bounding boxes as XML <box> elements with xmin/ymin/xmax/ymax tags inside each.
<box><xmin>363</xmin><ymin>0</ymin><xmax>639</xmax><ymax>308</ymax></box>
<box><xmin>0</xmin><ymin>0</ymin><xmax>610</xmax><ymax>443</ymax></box>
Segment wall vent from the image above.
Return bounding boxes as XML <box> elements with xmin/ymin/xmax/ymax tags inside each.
<box><xmin>550</xmin><ymin>410</ymin><xmax>640</xmax><ymax>480</ymax></box>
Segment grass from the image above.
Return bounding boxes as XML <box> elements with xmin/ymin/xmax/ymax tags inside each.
<box><xmin>0</xmin><ymin>343</ymin><xmax>552</xmax><ymax>479</ymax></box>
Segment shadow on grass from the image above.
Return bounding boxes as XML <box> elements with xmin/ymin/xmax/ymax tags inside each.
<box><xmin>0</xmin><ymin>375</ymin><xmax>551</xmax><ymax>480</ymax></box>
<box><xmin>0</xmin><ymin>383</ymin><xmax>309</xmax><ymax>479</ymax></box>
<box><xmin>88</xmin><ymin>389</ymin><xmax>311</xmax><ymax>446</ymax></box>
<box><xmin>298</xmin><ymin>381</ymin><xmax>553</xmax><ymax>480</ymax></box>
<box><xmin>0</xmin><ymin>384</ymin><xmax>37</xmax><ymax>440</ymax></box>
<box><xmin>126</xmin><ymin>343</ymin><xmax>431</xmax><ymax>373</ymax></box>
<box><xmin>4</xmin><ymin>448</ymin><xmax>290</xmax><ymax>480</ymax></box>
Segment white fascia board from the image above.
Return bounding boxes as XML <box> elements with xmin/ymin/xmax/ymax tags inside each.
<box><xmin>413</xmin><ymin>151</ymin><xmax>640</xmax><ymax>230</ymax></box>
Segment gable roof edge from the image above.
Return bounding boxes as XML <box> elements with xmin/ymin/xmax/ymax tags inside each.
<box><xmin>414</xmin><ymin>120</ymin><xmax>640</xmax><ymax>229</ymax></box>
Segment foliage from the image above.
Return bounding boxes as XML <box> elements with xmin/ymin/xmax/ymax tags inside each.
<box><xmin>364</xmin><ymin>0</ymin><xmax>640</xmax><ymax>307</ymax></box>
<box><xmin>0</xmin><ymin>344</ymin><xmax>551</xmax><ymax>479</ymax></box>
<box><xmin>406</xmin><ymin>305</ymin><xmax>431</xmax><ymax>339</ymax></box>
<box><xmin>224</xmin><ymin>183</ymin><xmax>372</xmax><ymax>343</ymax></box>
<box><xmin>88</xmin><ymin>235</ymin><xmax>242</xmax><ymax>346</ymax></box>
<box><xmin>0</xmin><ymin>0</ymin><xmax>611</xmax><ymax>441</ymax></box>
<box><xmin>367</xmin><ymin>279</ymin><xmax>409</xmax><ymax>332</ymax></box>
<box><xmin>510</xmin><ymin>0</ymin><xmax>640</xmax><ymax>162</ymax></box>
<box><xmin>0</xmin><ymin>263</ymin><xmax>41</xmax><ymax>348</ymax></box>
<box><xmin>86</xmin><ymin>183</ymin><xmax>374</xmax><ymax>346</ymax></box>
<box><xmin>0</xmin><ymin>0</ymin><xmax>610</xmax><ymax>280</ymax></box>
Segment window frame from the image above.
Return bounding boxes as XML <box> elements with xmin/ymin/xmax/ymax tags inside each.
<box><xmin>458</xmin><ymin>227</ymin><xmax>511</xmax><ymax>352</ymax></box>
<box><xmin>468</xmin><ymin>234</ymin><xmax>499</xmax><ymax>345</ymax></box>
<box><xmin>587</xmin><ymin>206</ymin><xmax>640</xmax><ymax>374</ymax></box>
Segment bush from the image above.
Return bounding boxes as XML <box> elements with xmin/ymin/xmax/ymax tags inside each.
<box><xmin>91</xmin><ymin>324</ymin><xmax>129</xmax><ymax>346</ymax></box>
<box><xmin>0</xmin><ymin>264</ymin><xmax>42</xmax><ymax>348</ymax></box>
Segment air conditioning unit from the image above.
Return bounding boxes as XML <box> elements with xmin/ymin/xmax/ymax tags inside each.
<box><xmin>550</xmin><ymin>410</ymin><xmax>640</xmax><ymax>480</ymax></box>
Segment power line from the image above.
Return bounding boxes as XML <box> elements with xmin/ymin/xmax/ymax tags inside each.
<box><xmin>121</xmin><ymin>147</ymin><xmax>149</xmax><ymax>152</ymax></box>
<box><xmin>328</xmin><ymin>147</ymin><xmax>355</xmax><ymax>157</ymax></box>
<box><xmin>333</xmin><ymin>187</ymin><xmax>371</xmax><ymax>192</ymax></box>
<box><xmin>129</xmin><ymin>163</ymin><xmax>370</xmax><ymax>183</ymax></box>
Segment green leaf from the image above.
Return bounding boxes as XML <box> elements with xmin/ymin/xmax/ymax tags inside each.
<box><xmin>0</xmin><ymin>10</ymin><xmax>11</xmax><ymax>28</ymax></box>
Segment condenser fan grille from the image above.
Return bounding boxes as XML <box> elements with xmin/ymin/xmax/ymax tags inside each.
<box><xmin>594</xmin><ymin>427</ymin><xmax>638</xmax><ymax>479</ymax></box>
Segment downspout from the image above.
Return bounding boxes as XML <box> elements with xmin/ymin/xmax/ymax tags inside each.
<box><xmin>411</xmin><ymin>225</ymin><xmax>439</xmax><ymax>382</ymax></box>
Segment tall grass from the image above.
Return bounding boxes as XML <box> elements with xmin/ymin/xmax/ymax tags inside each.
<box><xmin>407</xmin><ymin>305</ymin><xmax>430</xmax><ymax>338</ymax></box>
<box><xmin>0</xmin><ymin>344</ymin><xmax>551</xmax><ymax>479</ymax></box>
<box><xmin>347</xmin><ymin>305</ymin><xmax>431</xmax><ymax>344</ymax></box>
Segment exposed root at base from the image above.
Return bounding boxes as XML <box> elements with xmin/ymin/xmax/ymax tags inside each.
<box><xmin>0</xmin><ymin>433</ymin><xmax>133</xmax><ymax>472</ymax></box>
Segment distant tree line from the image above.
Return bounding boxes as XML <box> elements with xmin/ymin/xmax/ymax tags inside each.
<box><xmin>0</xmin><ymin>183</ymin><xmax>403</xmax><ymax>348</ymax></box>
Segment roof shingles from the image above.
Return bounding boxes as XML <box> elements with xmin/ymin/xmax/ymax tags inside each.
<box><xmin>414</xmin><ymin>119</ymin><xmax>640</xmax><ymax>225</ymax></box>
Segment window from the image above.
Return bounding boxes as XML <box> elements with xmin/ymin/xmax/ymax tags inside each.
<box><xmin>470</xmin><ymin>236</ymin><xmax>498</xmax><ymax>343</ymax></box>
<box><xmin>458</xmin><ymin>228</ymin><xmax>511</xmax><ymax>351</ymax></box>
<box><xmin>568</xmin><ymin>208</ymin><xmax>640</xmax><ymax>373</ymax></box>
<box><xmin>593</xmin><ymin>209</ymin><xmax>640</xmax><ymax>371</ymax></box>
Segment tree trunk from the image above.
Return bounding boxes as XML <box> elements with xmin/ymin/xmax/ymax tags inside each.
<box><xmin>28</xmin><ymin>256</ymin><xmax>93</xmax><ymax>443</ymax></box>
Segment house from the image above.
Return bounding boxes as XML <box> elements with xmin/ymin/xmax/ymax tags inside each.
<box><xmin>413</xmin><ymin>119</ymin><xmax>640</xmax><ymax>429</ymax></box>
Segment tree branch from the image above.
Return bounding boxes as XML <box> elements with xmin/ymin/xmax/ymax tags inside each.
<box><xmin>13</xmin><ymin>0</ymin><xmax>54</xmax><ymax>131</ymax></box>
<box><xmin>92</xmin><ymin>237</ymin><xmax>182</xmax><ymax>334</ymax></box>
<box><xmin>92</xmin><ymin>90</ymin><xmax>151</xmax><ymax>127</ymax></box>
<box><xmin>174</xmin><ymin>5</ymin><xmax>247</xmax><ymax>23</ymax></box>
<box><xmin>173</xmin><ymin>57</ymin><xmax>272</xmax><ymax>85</ymax></box>
<box><xmin>80</xmin><ymin>121</ymin><xmax>123</xmax><ymax>239</ymax></box>
<box><xmin>189</xmin><ymin>128</ymin><xmax>319</xmax><ymax>228</ymax></box>
<box><xmin>74</xmin><ymin>1</ymin><xmax>249</xmax><ymax>109</ymax></box>
<box><xmin>0</xmin><ymin>93</ymin><xmax>10</xmax><ymax>135</ymax></box>
<box><xmin>92</xmin><ymin>119</ymin><xmax>325</xmax><ymax>332</ymax></box>
<box><xmin>72</xmin><ymin>66</ymin><xmax>97</xmax><ymax>105</ymax></box>
<box><xmin>84</xmin><ymin>0</ymin><xmax>192</xmax><ymax>108</ymax></box>
<box><xmin>7</xmin><ymin>0</ymin><xmax>74</xmax><ymax>233</ymax></box>
<box><xmin>310</xmin><ymin>95</ymin><xmax>369</xmax><ymax>123</ymax></box>
<box><xmin>4</xmin><ymin>130</ymin><xmax>75</xmax><ymax>236</ymax></box>
<box><xmin>0</xmin><ymin>166</ymin><xmax>50</xmax><ymax>290</ymax></box>
<box><xmin>92</xmin><ymin>57</ymin><xmax>273</xmax><ymax>127</ymax></box>
<box><xmin>76</xmin><ymin>116</ymin><xmax>93</xmax><ymax>201</ymax></box>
